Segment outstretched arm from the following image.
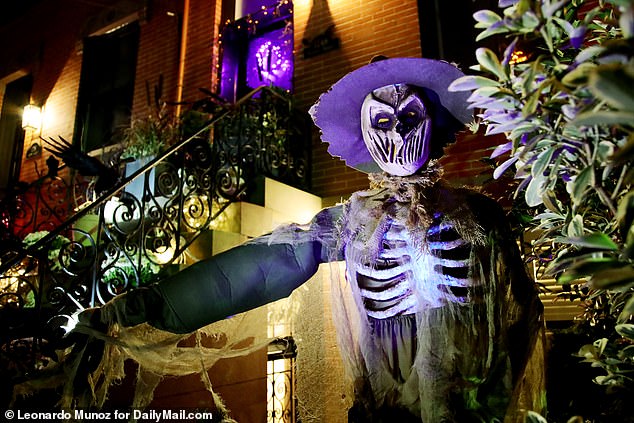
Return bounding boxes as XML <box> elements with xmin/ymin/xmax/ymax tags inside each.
<box><xmin>92</xmin><ymin>205</ymin><xmax>343</xmax><ymax>334</ymax></box>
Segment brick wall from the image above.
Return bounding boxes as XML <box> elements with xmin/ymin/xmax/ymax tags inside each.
<box><xmin>131</xmin><ymin>1</ymin><xmax>183</xmax><ymax>118</ymax></box>
<box><xmin>0</xmin><ymin>0</ymin><xmax>98</xmax><ymax>183</ymax></box>
<box><xmin>3</xmin><ymin>0</ymin><xmax>602</xmax><ymax>200</ymax></box>
<box><xmin>1</xmin><ymin>0</ymin><xmax>504</xmax><ymax>200</ymax></box>
<box><xmin>292</xmin><ymin>0</ymin><xmax>423</xmax><ymax>199</ymax></box>
<box><xmin>0</xmin><ymin>0</ymin><xmax>183</xmax><ymax>184</ymax></box>
<box><xmin>179</xmin><ymin>0</ymin><xmax>223</xmax><ymax>104</ymax></box>
<box><xmin>441</xmin><ymin>130</ymin><xmax>506</xmax><ymax>187</ymax></box>
<box><xmin>288</xmin><ymin>0</ymin><xmax>504</xmax><ymax>199</ymax></box>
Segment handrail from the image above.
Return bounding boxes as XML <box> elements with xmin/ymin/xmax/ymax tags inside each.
<box><xmin>0</xmin><ymin>85</ymin><xmax>289</xmax><ymax>274</ymax></box>
<box><xmin>0</xmin><ymin>83</ymin><xmax>310</xmax><ymax>385</ymax></box>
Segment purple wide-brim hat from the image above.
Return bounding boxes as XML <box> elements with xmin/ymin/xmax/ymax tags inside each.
<box><xmin>309</xmin><ymin>57</ymin><xmax>472</xmax><ymax>173</ymax></box>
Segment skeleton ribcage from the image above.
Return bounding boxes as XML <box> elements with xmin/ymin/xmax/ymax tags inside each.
<box><xmin>350</xmin><ymin>217</ymin><xmax>477</xmax><ymax>319</ymax></box>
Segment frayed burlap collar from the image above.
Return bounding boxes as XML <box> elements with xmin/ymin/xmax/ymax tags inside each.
<box><xmin>363</xmin><ymin>161</ymin><xmax>484</xmax><ymax>245</ymax></box>
<box><xmin>368</xmin><ymin>161</ymin><xmax>444</xmax><ymax>198</ymax></box>
<box><xmin>366</xmin><ymin>161</ymin><xmax>444</xmax><ymax>230</ymax></box>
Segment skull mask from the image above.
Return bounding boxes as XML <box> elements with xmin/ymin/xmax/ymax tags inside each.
<box><xmin>361</xmin><ymin>84</ymin><xmax>431</xmax><ymax>176</ymax></box>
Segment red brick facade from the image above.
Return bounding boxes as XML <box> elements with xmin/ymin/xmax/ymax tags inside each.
<box><xmin>0</xmin><ymin>0</ymin><xmax>503</xmax><ymax>201</ymax></box>
<box><xmin>293</xmin><ymin>0</ymin><xmax>424</xmax><ymax>198</ymax></box>
<box><xmin>131</xmin><ymin>1</ymin><xmax>182</xmax><ymax>118</ymax></box>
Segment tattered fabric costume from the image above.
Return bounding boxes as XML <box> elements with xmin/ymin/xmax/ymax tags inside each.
<box><xmin>35</xmin><ymin>58</ymin><xmax>544</xmax><ymax>422</ymax></box>
<box><xmin>330</xmin><ymin>167</ymin><xmax>544</xmax><ymax>422</ymax></box>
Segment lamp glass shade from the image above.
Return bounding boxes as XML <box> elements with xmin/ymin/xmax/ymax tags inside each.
<box><xmin>22</xmin><ymin>104</ymin><xmax>41</xmax><ymax>130</ymax></box>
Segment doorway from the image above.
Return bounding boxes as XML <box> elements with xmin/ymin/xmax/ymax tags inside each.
<box><xmin>0</xmin><ymin>75</ymin><xmax>32</xmax><ymax>199</ymax></box>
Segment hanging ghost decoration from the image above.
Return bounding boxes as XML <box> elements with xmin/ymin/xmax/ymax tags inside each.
<box><xmin>74</xmin><ymin>58</ymin><xmax>545</xmax><ymax>422</ymax></box>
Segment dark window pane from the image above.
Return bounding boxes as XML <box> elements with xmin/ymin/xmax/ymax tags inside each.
<box><xmin>74</xmin><ymin>22</ymin><xmax>139</xmax><ymax>152</ymax></box>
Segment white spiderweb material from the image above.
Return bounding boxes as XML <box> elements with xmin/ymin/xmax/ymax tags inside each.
<box><xmin>14</xmin><ymin>170</ymin><xmax>544</xmax><ymax>423</ymax></box>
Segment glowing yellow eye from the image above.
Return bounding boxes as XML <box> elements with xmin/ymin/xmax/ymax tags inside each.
<box><xmin>377</xmin><ymin>117</ymin><xmax>390</xmax><ymax>125</ymax></box>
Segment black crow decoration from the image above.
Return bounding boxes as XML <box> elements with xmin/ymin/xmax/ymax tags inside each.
<box><xmin>43</xmin><ymin>136</ymin><xmax>122</xmax><ymax>196</ymax></box>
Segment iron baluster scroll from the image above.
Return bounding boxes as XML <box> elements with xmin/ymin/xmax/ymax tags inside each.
<box><xmin>267</xmin><ymin>337</ymin><xmax>298</xmax><ymax>423</ymax></box>
<box><xmin>214</xmin><ymin>87</ymin><xmax>310</xmax><ymax>197</ymax></box>
<box><xmin>0</xmin><ymin>86</ymin><xmax>310</xmax><ymax>388</ymax></box>
<box><xmin>0</xmin><ymin>173</ymin><xmax>89</xmax><ymax>240</ymax></box>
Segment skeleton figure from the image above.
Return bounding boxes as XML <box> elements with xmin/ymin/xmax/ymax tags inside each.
<box><xmin>360</xmin><ymin>84</ymin><xmax>432</xmax><ymax>176</ymax></box>
<box><xmin>79</xmin><ymin>58</ymin><xmax>544</xmax><ymax>422</ymax></box>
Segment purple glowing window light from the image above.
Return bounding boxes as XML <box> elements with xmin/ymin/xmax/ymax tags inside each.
<box><xmin>246</xmin><ymin>27</ymin><xmax>293</xmax><ymax>92</ymax></box>
<box><xmin>218</xmin><ymin>1</ymin><xmax>294</xmax><ymax>101</ymax></box>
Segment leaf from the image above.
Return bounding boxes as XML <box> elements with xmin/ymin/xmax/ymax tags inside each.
<box><xmin>521</xmin><ymin>57</ymin><xmax>543</xmax><ymax>94</ymax></box>
<box><xmin>476</xmin><ymin>25</ymin><xmax>511</xmax><ymax>42</ymax></box>
<box><xmin>494</xmin><ymin>156</ymin><xmax>519</xmax><ymax>179</ymax></box>
<box><xmin>619</xmin><ymin>295</ymin><xmax>634</xmax><ymax>321</ymax></box>
<box><xmin>567</xmin><ymin>214</ymin><xmax>584</xmax><ymax>238</ymax></box>
<box><xmin>594</xmin><ymin>337</ymin><xmax>608</xmax><ymax>355</ymax></box>
<box><xmin>514</xmin><ymin>0</ymin><xmax>532</xmax><ymax>18</ymax></box>
<box><xmin>510</xmin><ymin>122</ymin><xmax>541</xmax><ymax>140</ymax></box>
<box><xmin>589</xmin><ymin>266</ymin><xmax>634</xmax><ymax>289</ymax></box>
<box><xmin>574</xmin><ymin>45</ymin><xmax>605</xmax><ymax>64</ymax></box>
<box><xmin>556</xmin><ymin>257</ymin><xmax>618</xmax><ymax>284</ymax></box>
<box><xmin>561</xmin><ymin>62</ymin><xmax>596</xmax><ymax>87</ymax></box>
<box><xmin>525</xmin><ymin>411</ymin><xmax>548</xmax><ymax>423</ymax></box>
<box><xmin>476</xmin><ymin>47</ymin><xmax>509</xmax><ymax>81</ymax></box>
<box><xmin>540</xmin><ymin>23</ymin><xmax>555</xmax><ymax>52</ymax></box>
<box><xmin>499</xmin><ymin>0</ymin><xmax>519</xmax><ymax>7</ymax></box>
<box><xmin>467</xmin><ymin>87</ymin><xmax>502</xmax><ymax>103</ymax></box>
<box><xmin>611</xmin><ymin>133</ymin><xmax>634</xmax><ymax>164</ymax></box>
<box><xmin>615</xmin><ymin>323</ymin><xmax>634</xmax><ymax>340</ymax></box>
<box><xmin>535</xmin><ymin>212</ymin><xmax>564</xmax><ymax>221</ymax></box>
<box><xmin>619</xmin><ymin>3</ymin><xmax>634</xmax><ymax>38</ymax></box>
<box><xmin>448</xmin><ymin>75</ymin><xmax>500</xmax><ymax>92</ymax></box>
<box><xmin>525</xmin><ymin>174</ymin><xmax>545</xmax><ymax>207</ymax></box>
<box><xmin>616</xmin><ymin>191</ymin><xmax>634</xmax><ymax>240</ymax></box>
<box><xmin>542</xmin><ymin>190</ymin><xmax>563</xmax><ymax>214</ymax></box>
<box><xmin>473</xmin><ymin>10</ymin><xmax>502</xmax><ymax>27</ymax></box>
<box><xmin>491</xmin><ymin>141</ymin><xmax>513</xmax><ymax>158</ymax></box>
<box><xmin>594</xmin><ymin>375</ymin><xmax>619</xmax><ymax>385</ymax></box>
<box><xmin>597</xmin><ymin>141</ymin><xmax>615</xmax><ymax>163</ymax></box>
<box><xmin>572</xmin><ymin>111</ymin><xmax>634</xmax><ymax>127</ymax></box>
<box><xmin>523</xmin><ymin>88</ymin><xmax>542</xmax><ymax>117</ymax></box>
<box><xmin>552</xmin><ymin>16</ymin><xmax>575</xmax><ymax>36</ymax></box>
<box><xmin>532</xmin><ymin>147</ymin><xmax>555</xmax><ymax>178</ymax></box>
<box><xmin>588</xmin><ymin>64</ymin><xmax>634</xmax><ymax>112</ymax></box>
<box><xmin>471</xmin><ymin>97</ymin><xmax>516</xmax><ymax>111</ymax></box>
<box><xmin>555</xmin><ymin>232</ymin><xmax>619</xmax><ymax>250</ymax></box>
<box><xmin>543</xmin><ymin>0</ymin><xmax>568</xmax><ymax>18</ymax></box>
<box><xmin>577</xmin><ymin>343</ymin><xmax>598</xmax><ymax>361</ymax></box>
<box><xmin>620</xmin><ymin>345</ymin><xmax>634</xmax><ymax>359</ymax></box>
<box><xmin>486</xmin><ymin>121</ymin><xmax>524</xmax><ymax>135</ymax></box>
<box><xmin>524</xmin><ymin>77</ymin><xmax>555</xmax><ymax>117</ymax></box>
<box><xmin>522</xmin><ymin>11</ymin><xmax>541</xmax><ymax>30</ymax></box>
<box><xmin>571</xmin><ymin>166</ymin><xmax>594</xmax><ymax>205</ymax></box>
<box><xmin>546</xmin><ymin>251</ymin><xmax>614</xmax><ymax>275</ymax></box>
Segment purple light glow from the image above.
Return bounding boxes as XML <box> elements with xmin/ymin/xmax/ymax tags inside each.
<box><xmin>246</xmin><ymin>27</ymin><xmax>293</xmax><ymax>91</ymax></box>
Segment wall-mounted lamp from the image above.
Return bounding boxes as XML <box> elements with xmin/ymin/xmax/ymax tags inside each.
<box><xmin>22</xmin><ymin>104</ymin><xmax>42</xmax><ymax>131</ymax></box>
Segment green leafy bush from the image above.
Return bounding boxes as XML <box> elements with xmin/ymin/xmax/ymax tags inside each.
<box><xmin>449</xmin><ymin>0</ymin><xmax>633</xmax><ymax>404</ymax></box>
<box><xmin>22</xmin><ymin>230</ymin><xmax>71</xmax><ymax>272</ymax></box>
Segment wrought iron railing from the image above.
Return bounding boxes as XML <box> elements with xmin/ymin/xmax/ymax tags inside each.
<box><xmin>267</xmin><ymin>336</ymin><xmax>298</xmax><ymax>423</ymax></box>
<box><xmin>0</xmin><ymin>86</ymin><xmax>310</xmax><ymax>381</ymax></box>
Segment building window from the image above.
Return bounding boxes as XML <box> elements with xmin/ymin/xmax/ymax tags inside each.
<box><xmin>267</xmin><ymin>336</ymin><xmax>297</xmax><ymax>423</ymax></box>
<box><xmin>220</xmin><ymin>1</ymin><xmax>294</xmax><ymax>102</ymax></box>
<box><xmin>417</xmin><ymin>0</ymin><xmax>498</xmax><ymax>68</ymax></box>
<box><xmin>74</xmin><ymin>21</ymin><xmax>140</xmax><ymax>152</ymax></box>
<box><xmin>0</xmin><ymin>75</ymin><xmax>32</xmax><ymax>194</ymax></box>
<box><xmin>245</xmin><ymin>26</ymin><xmax>293</xmax><ymax>93</ymax></box>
